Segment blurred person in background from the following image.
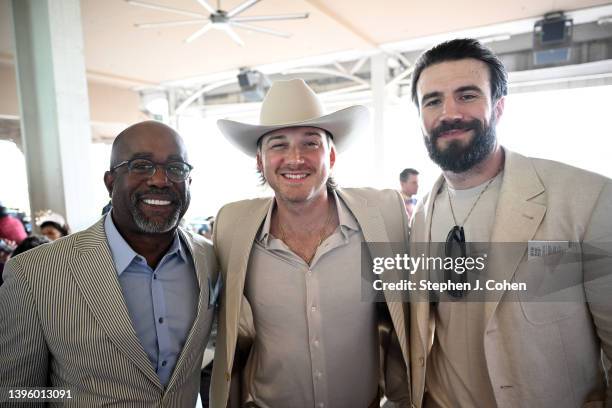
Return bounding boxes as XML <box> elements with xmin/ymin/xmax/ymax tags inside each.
<box><xmin>399</xmin><ymin>168</ymin><xmax>419</xmax><ymax>219</ymax></box>
<box><xmin>0</xmin><ymin>201</ymin><xmax>27</xmax><ymax>285</ymax></box>
<box><xmin>35</xmin><ymin>210</ymin><xmax>71</xmax><ymax>241</ymax></box>
<box><xmin>0</xmin><ymin>201</ymin><xmax>27</xmax><ymax>245</ymax></box>
<box><xmin>11</xmin><ymin>235</ymin><xmax>50</xmax><ymax>258</ymax></box>
<box><xmin>197</xmin><ymin>216</ymin><xmax>215</xmax><ymax>241</ymax></box>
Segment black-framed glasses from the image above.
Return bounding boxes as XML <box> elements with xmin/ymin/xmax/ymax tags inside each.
<box><xmin>111</xmin><ymin>158</ymin><xmax>193</xmax><ymax>183</ymax></box>
<box><xmin>445</xmin><ymin>225</ymin><xmax>468</xmax><ymax>298</ymax></box>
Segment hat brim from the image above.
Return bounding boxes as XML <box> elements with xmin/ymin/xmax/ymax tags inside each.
<box><xmin>217</xmin><ymin>105</ymin><xmax>370</xmax><ymax>157</ymax></box>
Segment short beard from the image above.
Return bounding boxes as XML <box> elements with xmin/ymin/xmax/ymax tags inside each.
<box><xmin>424</xmin><ymin>114</ymin><xmax>497</xmax><ymax>173</ymax></box>
<box><xmin>129</xmin><ymin>189</ymin><xmax>189</xmax><ymax>234</ymax></box>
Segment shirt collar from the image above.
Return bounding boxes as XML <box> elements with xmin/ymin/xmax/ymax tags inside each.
<box><xmin>104</xmin><ymin>212</ymin><xmax>185</xmax><ymax>276</ymax></box>
<box><xmin>257</xmin><ymin>190</ymin><xmax>360</xmax><ymax>247</ymax></box>
<box><xmin>258</xmin><ymin>200</ymin><xmax>275</xmax><ymax>246</ymax></box>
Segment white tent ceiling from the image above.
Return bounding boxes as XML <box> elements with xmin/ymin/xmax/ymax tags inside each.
<box><xmin>2</xmin><ymin>0</ymin><xmax>611</xmax><ymax>88</ymax></box>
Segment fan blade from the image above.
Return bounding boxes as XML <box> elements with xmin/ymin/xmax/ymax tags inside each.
<box><xmin>221</xmin><ymin>25</ymin><xmax>245</xmax><ymax>46</ymax></box>
<box><xmin>230</xmin><ymin>22</ymin><xmax>290</xmax><ymax>38</ymax></box>
<box><xmin>226</xmin><ymin>0</ymin><xmax>261</xmax><ymax>18</ymax></box>
<box><xmin>185</xmin><ymin>22</ymin><xmax>213</xmax><ymax>43</ymax></box>
<box><xmin>195</xmin><ymin>0</ymin><xmax>216</xmax><ymax>14</ymax></box>
<box><xmin>126</xmin><ymin>0</ymin><xmax>206</xmax><ymax>18</ymax></box>
<box><xmin>135</xmin><ymin>19</ymin><xmax>208</xmax><ymax>28</ymax></box>
<box><xmin>231</xmin><ymin>13</ymin><xmax>309</xmax><ymax>22</ymax></box>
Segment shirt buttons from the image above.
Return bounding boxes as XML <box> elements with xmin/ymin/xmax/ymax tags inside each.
<box><xmin>311</xmin><ymin>306</ymin><xmax>317</xmax><ymax>312</ymax></box>
<box><xmin>313</xmin><ymin>339</ymin><xmax>319</xmax><ymax>346</ymax></box>
<box><xmin>158</xmin><ymin>317</ymin><xmax>164</xmax><ymax>324</ymax></box>
<box><xmin>161</xmin><ymin>360</ymin><xmax>167</xmax><ymax>367</ymax></box>
<box><xmin>318</xmin><ymin>403</ymin><xmax>324</xmax><ymax>408</ymax></box>
<box><xmin>153</xmin><ymin>274</ymin><xmax>157</xmax><ymax>280</ymax></box>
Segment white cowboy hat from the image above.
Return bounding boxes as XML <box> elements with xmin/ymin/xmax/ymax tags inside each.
<box><xmin>217</xmin><ymin>78</ymin><xmax>370</xmax><ymax>157</ymax></box>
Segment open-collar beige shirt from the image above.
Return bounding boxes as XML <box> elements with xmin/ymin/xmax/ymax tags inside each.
<box><xmin>242</xmin><ymin>192</ymin><xmax>379</xmax><ymax>408</ymax></box>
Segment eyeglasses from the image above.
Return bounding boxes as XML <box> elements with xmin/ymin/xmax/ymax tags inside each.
<box><xmin>445</xmin><ymin>225</ymin><xmax>467</xmax><ymax>298</ymax></box>
<box><xmin>111</xmin><ymin>158</ymin><xmax>193</xmax><ymax>183</ymax></box>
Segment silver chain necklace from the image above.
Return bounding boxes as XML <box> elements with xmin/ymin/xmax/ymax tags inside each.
<box><xmin>446</xmin><ymin>175</ymin><xmax>496</xmax><ymax>228</ymax></box>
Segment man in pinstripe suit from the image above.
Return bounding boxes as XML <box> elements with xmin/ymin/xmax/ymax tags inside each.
<box><xmin>0</xmin><ymin>121</ymin><xmax>218</xmax><ymax>406</ymax></box>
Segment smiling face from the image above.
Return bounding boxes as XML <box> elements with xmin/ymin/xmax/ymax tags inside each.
<box><xmin>416</xmin><ymin>58</ymin><xmax>504</xmax><ymax>172</ymax></box>
<box><xmin>257</xmin><ymin>126</ymin><xmax>335</xmax><ymax>205</ymax></box>
<box><xmin>104</xmin><ymin>122</ymin><xmax>191</xmax><ymax>236</ymax></box>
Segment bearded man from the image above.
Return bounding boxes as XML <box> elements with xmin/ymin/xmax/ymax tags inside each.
<box><xmin>408</xmin><ymin>38</ymin><xmax>612</xmax><ymax>408</ymax></box>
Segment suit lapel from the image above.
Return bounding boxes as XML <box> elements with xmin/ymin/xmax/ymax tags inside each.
<box><xmin>424</xmin><ymin>176</ymin><xmax>445</xmax><ymax>243</ymax></box>
<box><xmin>166</xmin><ymin>231</ymin><xmax>209</xmax><ymax>391</ymax></box>
<box><xmin>415</xmin><ymin>176</ymin><xmax>445</xmax><ymax>354</ymax></box>
<box><xmin>338</xmin><ymin>189</ymin><xmax>410</xmax><ymax>362</ymax></box>
<box><xmin>485</xmin><ymin>150</ymin><xmax>547</xmax><ymax>323</ymax></box>
<box><xmin>224</xmin><ymin>199</ymin><xmax>272</xmax><ymax>370</ymax></box>
<box><xmin>68</xmin><ymin>219</ymin><xmax>162</xmax><ymax>389</ymax></box>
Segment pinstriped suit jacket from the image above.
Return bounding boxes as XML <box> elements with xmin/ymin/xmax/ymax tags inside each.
<box><xmin>0</xmin><ymin>218</ymin><xmax>217</xmax><ymax>407</ymax></box>
<box><xmin>210</xmin><ymin>188</ymin><xmax>413</xmax><ymax>407</ymax></box>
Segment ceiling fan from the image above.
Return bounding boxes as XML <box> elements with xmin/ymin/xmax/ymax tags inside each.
<box><xmin>126</xmin><ymin>0</ymin><xmax>309</xmax><ymax>47</ymax></box>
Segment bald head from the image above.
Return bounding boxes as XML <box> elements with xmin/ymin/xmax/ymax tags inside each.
<box><xmin>103</xmin><ymin>120</ymin><xmax>192</xmax><ymax>239</ymax></box>
<box><xmin>110</xmin><ymin>121</ymin><xmax>188</xmax><ymax>168</ymax></box>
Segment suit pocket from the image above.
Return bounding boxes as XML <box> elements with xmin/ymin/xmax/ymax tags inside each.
<box><xmin>517</xmin><ymin>246</ymin><xmax>585</xmax><ymax>324</ymax></box>
<box><xmin>518</xmin><ymin>300</ymin><xmax>584</xmax><ymax>325</ymax></box>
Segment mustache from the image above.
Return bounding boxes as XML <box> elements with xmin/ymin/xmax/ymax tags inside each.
<box><xmin>431</xmin><ymin>119</ymin><xmax>481</xmax><ymax>141</ymax></box>
<box><xmin>133</xmin><ymin>188</ymin><xmax>179</xmax><ymax>203</ymax></box>
<box><xmin>279</xmin><ymin>164</ymin><xmax>315</xmax><ymax>172</ymax></box>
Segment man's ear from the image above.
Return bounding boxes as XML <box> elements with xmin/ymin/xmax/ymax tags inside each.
<box><xmin>256</xmin><ymin>151</ymin><xmax>263</xmax><ymax>173</ymax></box>
<box><xmin>494</xmin><ymin>96</ymin><xmax>505</xmax><ymax>122</ymax></box>
<box><xmin>329</xmin><ymin>145</ymin><xmax>336</xmax><ymax>170</ymax></box>
<box><xmin>103</xmin><ymin>171</ymin><xmax>114</xmax><ymax>198</ymax></box>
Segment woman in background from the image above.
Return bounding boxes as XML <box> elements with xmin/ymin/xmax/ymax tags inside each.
<box><xmin>35</xmin><ymin>210</ymin><xmax>70</xmax><ymax>241</ymax></box>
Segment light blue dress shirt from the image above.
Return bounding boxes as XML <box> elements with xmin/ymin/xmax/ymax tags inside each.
<box><xmin>104</xmin><ymin>213</ymin><xmax>199</xmax><ymax>387</ymax></box>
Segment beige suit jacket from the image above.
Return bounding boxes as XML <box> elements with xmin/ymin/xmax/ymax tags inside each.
<box><xmin>0</xmin><ymin>218</ymin><xmax>218</xmax><ymax>407</ymax></box>
<box><xmin>409</xmin><ymin>148</ymin><xmax>612</xmax><ymax>407</ymax></box>
<box><xmin>210</xmin><ymin>188</ymin><xmax>413</xmax><ymax>408</ymax></box>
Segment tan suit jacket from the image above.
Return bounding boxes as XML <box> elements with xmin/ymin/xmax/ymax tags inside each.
<box><xmin>410</xmin><ymin>148</ymin><xmax>612</xmax><ymax>407</ymax></box>
<box><xmin>0</xmin><ymin>218</ymin><xmax>218</xmax><ymax>407</ymax></box>
<box><xmin>210</xmin><ymin>188</ymin><xmax>413</xmax><ymax>407</ymax></box>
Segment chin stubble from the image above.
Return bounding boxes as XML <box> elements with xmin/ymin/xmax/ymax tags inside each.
<box><xmin>129</xmin><ymin>190</ymin><xmax>190</xmax><ymax>234</ymax></box>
